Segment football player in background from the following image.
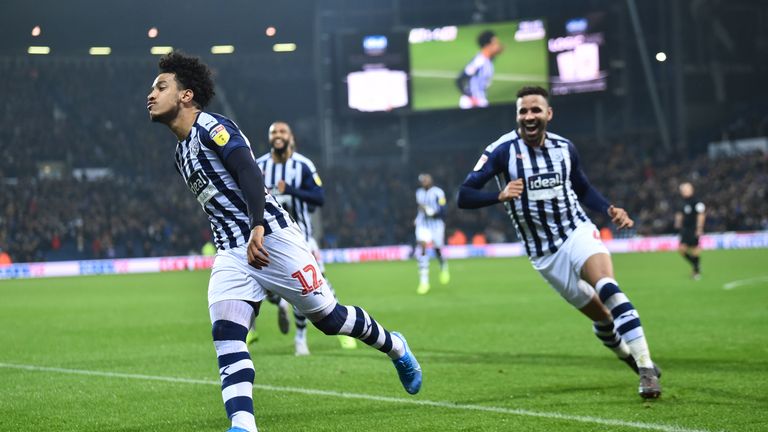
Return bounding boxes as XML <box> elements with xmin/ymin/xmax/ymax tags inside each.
<box><xmin>255</xmin><ymin>121</ymin><xmax>357</xmax><ymax>354</ymax></box>
<box><xmin>414</xmin><ymin>173</ymin><xmax>450</xmax><ymax>294</ymax></box>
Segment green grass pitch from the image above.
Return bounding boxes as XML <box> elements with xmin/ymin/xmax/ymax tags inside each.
<box><xmin>1</xmin><ymin>248</ymin><xmax>767</xmax><ymax>431</ymax></box>
<box><xmin>409</xmin><ymin>21</ymin><xmax>549</xmax><ymax>111</ymax></box>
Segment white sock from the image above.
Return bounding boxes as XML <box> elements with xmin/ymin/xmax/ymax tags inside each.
<box><xmin>627</xmin><ymin>337</ymin><xmax>653</xmax><ymax>368</ymax></box>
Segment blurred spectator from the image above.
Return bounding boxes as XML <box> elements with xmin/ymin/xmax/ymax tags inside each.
<box><xmin>448</xmin><ymin>229</ymin><xmax>467</xmax><ymax>245</ymax></box>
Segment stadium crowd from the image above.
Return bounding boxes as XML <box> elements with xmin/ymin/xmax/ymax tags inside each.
<box><xmin>1</xmin><ymin>60</ymin><xmax>766</xmax><ymax>263</ymax></box>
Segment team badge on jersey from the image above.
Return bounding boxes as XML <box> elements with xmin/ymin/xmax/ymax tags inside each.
<box><xmin>550</xmin><ymin>149</ymin><xmax>564</xmax><ymax>162</ymax></box>
<box><xmin>210</xmin><ymin>124</ymin><xmax>230</xmax><ymax>146</ymax></box>
<box><xmin>189</xmin><ymin>137</ymin><xmax>200</xmax><ymax>157</ymax></box>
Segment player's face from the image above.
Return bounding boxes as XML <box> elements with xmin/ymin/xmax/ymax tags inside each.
<box><xmin>488</xmin><ymin>36</ymin><xmax>504</xmax><ymax>57</ymax></box>
<box><xmin>419</xmin><ymin>175</ymin><xmax>432</xmax><ymax>188</ymax></box>
<box><xmin>516</xmin><ymin>95</ymin><xmax>552</xmax><ymax>147</ymax></box>
<box><xmin>269</xmin><ymin>122</ymin><xmax>293</xmax><ymax>154</ymax></box>
<box><xmin>147</xmin><ymin>73</ymin><xmax>186</xmax><ymax>124</ymax></box>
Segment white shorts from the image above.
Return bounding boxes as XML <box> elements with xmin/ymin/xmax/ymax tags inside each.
<box><xmin>531</xmin><ymin>222</ymin><xmax>610</xmax><ymax>309</ymax></box>
<box><xmin>208</xmin><ymin>225</ymin><xmax>336</xmax><ymax>315</ymax></box>
<box><xmin>416</xmin><ymin>223</ymin><xmax>445</xmax><ymax>248</ymax></box>
<box><xmin>307</xmin><ymin>236</ymin><xmax>325</xmax><ymax>273</ymax></box>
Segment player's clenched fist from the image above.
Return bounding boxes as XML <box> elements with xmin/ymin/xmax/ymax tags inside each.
<box><xmin>498</xmin><ymin>179</ymin><xmax>524</xmax><ymax>202</ymax></box>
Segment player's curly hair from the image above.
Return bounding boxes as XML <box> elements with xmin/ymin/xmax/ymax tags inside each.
<box><xmin>516</xmin><ymin>85</ymin><xmax>549</xmax><ymax>100</ymax></box>
<box><xmin>158</xmin><ymin>51</ymin><xmax>215</xmax><ymax>108</ymax></box>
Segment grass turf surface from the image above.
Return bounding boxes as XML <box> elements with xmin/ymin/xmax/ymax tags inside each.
<box><xmin>1</xmin><ymin>248</ymin><xmax>767</xmax><ymax>431</ymax></box>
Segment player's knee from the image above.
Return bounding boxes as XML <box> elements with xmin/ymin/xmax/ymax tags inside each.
<box><xmin>312</xmin><ymin>304</ymin><xmax>348</xmax><ymax>336</ymax></box>
<box><xmin>211</xmin><ymin>319</ymin><xmax>248</xmax><ymax>342</ymax></box>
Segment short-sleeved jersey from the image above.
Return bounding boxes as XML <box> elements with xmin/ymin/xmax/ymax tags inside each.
<box><xmin>680</xmin><ymin>197</ymin><xmax>705</xmax><ymax>231</ymax></box>
<box><xmin>466</xmin><ymin>130</ymin><xmax>591</xmax><ymax>258</ymax></box>
<box><xmin>255</xmin><ymin>152</ymin><xmax>322</xmax><ymax>243</ymax></box>
<box><xmin>174</xmin><ymin>112</ymin><xmax>291</xmax><ymax>250</ymax></box>
<box><xmin>459</xmin><ymin>53</ymin><xmax>494</xmax><ymax>99</ymax></box>
<box><xmin>415</xmin><ymin>186</ymin><xmax>446</xmax><ymax>230</ymax></box>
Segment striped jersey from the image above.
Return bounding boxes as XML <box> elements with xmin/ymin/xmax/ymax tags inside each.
<box><xmin>255</xmin><ymin>152</ymin><xmax>322</xmax><ymax>243</ymax></box>
<box><xmin>174</xmin><ymin>111</ymin><xmax>291</xmax><ymax>250</ymax></box>
<box><xmin>466</xmin><ymin>130</ymin><xmax>592</xmax><ymax>258</ymax></box>
<box><xmin>459</xmin><ymin>53</ymin><xmax>494</xmax><ymax>101</ymax></box>
<box><xmin>415</xmin><ymin>186</ymin><xmax>447</xmax><ymax>230</ymax></box>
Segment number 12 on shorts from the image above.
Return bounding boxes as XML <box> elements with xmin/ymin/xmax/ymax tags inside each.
<box><xmin>291</xmin><ymin>264</ymin><xmax>324</xmax><ymax>295</ymax></box>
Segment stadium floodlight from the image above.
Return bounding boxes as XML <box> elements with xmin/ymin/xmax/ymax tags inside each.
<box><xmin>89</xmin><ymin>47</ymin><xmax>111</xmax><ymax>56</ymax></box>
<box><xmin>211</xmin><ymin>45</ymin><xmax>235</xmax><ymax>54</ymax></box>
<box><xmin>151</xmin><ymin>46</ymin><xmax>173</xmax><ymax>55</ymax></box>
<box><xmin>31</xmin><ymin>25</ymin><xmax>41</xmax><ymax>37</ymax></box>
<box><xmin>273</xmin><ymin>43</ymin><xmax>296</xmax><ymax>52</ymax></box>
<box><xmin>28</xmin><ymin>46</ymin><xmax>50</xmax><ymax>55</ymax></box>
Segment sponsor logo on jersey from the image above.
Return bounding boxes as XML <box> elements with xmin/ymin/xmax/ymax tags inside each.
<box><xmin>210</xmin><ymin>124</ymin><xmax>230</xmax><ymax>146</ymax></box>
<box><xmin>527</xmin><ymin>172</ymin><xmax>562</xmax><ymax>190</ymax></box>
<box><xmin>187</xmin><ymin>169</ymin><xmax>217</xmax><ymax>205</ymax></box>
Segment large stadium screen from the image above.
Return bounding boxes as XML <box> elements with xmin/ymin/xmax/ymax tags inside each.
<box><xmin>547</xmin><ymin>14</ymin><xmax>608</xmax><ymax>95</ymax></box>
<box><xmin>408</xmin><ymin>20</ymin><xmax>549</xmax><ymax>111</ymax></box>
<box><xmin>335</xmin><ymin>31</ymin><xmax>411</xmax><ymax>114</ymax></box>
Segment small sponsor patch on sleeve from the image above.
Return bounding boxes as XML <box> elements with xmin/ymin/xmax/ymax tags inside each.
<box><xmin>210</xmin><ymin>124</ymin><xmax>230</xmax><ymax>146</ymax></box>
<box><xmin>473</xmin><ymin>154</ymin><xmax>488</xmax><ymax>171</ymax></box>
<box><xmin>438</xmin><ymin>196</ymin><xmax>447</xmax><ymax>206</ymax></box>
<box><xmin>313</xmin><ymin>173</ymin><xmax>323</xmax><ymax>186</ymax></box>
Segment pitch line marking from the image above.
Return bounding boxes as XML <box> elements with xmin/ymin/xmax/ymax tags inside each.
<box><xmin>0</xmin><ymin>362</ymin><xmax>716</xmax><ymax>432</ymax></box>
<box><xmin>723</xmin><ymin>276</ymin><xmax>768</xmax><ymax>290</ymax></box>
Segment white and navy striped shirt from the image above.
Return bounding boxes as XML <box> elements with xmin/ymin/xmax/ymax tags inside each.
<box><xmin>459</xmin><ymin>53</ymin><xmax>494</xmax><ymax>101</ymax></box>
<box><xmin>174</xmin><ymin>112</ymin><xmax>291</xmax><ymax>250</ymax></box>
<box><xmin>415</xmin><ymin>186</ymin><xmax>447</xmax><ymax>230</ymax></box>
<box><xmin>463</xmin><ymin>130</ymin><xmax>603</xmax><ymax>258</ymax></box>
<box><xmin>255</xmin><ymin>152</ymin><xmax>322</xmax><ymax>243</ymax></box>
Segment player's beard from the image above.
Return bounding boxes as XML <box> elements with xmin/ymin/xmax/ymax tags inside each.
<box><xmin>149</xmin><ymin>102</ymin><xmax>181</xmax><ymax>125</ymax></box>
<box><xmin>271</xmin><ymin>138</ymin><xmax>288</xmax><ymax>155</ymax></box>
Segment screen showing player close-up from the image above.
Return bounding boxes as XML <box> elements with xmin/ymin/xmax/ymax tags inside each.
<box><xmin>409</xmin><ymin>19</ymin><xmax>549</xmax><ymax>111</ymax></box>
